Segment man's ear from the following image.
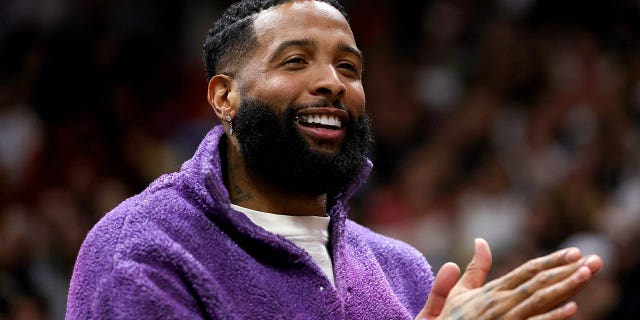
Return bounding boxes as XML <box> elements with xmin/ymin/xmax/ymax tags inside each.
<box><xmin>207</xmin><ymin>74</ymin><xmax>240</xmax><ymax>122</ymax></box>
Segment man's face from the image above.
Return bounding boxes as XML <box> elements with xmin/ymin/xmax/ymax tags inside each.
<box><xmin>234</xmin><ymin>0</ymin><xmax>365</xmax><ymax>154</ymax></box>
<box><xmin>231</xmin><ymin>1</ymin><xmax>370</xmax><ymax>195</ymax></box>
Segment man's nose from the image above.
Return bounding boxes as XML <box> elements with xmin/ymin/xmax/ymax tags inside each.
<box><xmin>311</xmin><ymin>65</ymin><xmax>346</xmax><ymax>101</ymax></box>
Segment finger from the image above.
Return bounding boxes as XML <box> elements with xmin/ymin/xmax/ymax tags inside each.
<box><xmin>417</xmin><ymin>262</ymin><xmax>461</xmax><ymax>319</ymax></box>
<box><xmin>473</xmin><ymin>261</ymin><xmax>586</xmax><ymax>319</ymax></box>
<box><xmin>505</xmin><ymin>266</ymin><xmax>591</xmax><ymax>318</ymax></box>
<box><xmin>457</xmin><ymin>238</ymin><xmax>492</xmax><ymax>290</ymax></box>
<box><xmin>513</xmin><ymin>260</ymin><xmax>583</xmax><ymax>302</ymax></box>
<box><xmin>491</xmin><ymin>247</ymin><xmax>582</xmax><ymax>290</ymax></box>
<box><xmin>526</xmin><ymin>301</ymin><xmax>577</xmax><ymax>320</ymax></box>
<box><xmin>583</xmin><ymin>255</ymin><xmax>603</xmax><ymax>274</ymax></box>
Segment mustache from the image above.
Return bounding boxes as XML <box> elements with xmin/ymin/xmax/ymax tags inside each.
<box><xmin>289</xmin><ymin>99</ymin><xmax>346</xmax><ymax>111</ymax></box>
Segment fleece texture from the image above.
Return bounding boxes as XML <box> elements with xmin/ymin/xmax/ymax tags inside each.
<box><xmin>66</xmin><ymin>125</ymin><xmax>434</xmax><ymax>319</ymax></box>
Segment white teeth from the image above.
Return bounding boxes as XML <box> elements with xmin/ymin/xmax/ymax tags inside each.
<box><xmin>298</xmin><ymin>114</ymin><xmax>342</xmax><ymax>128</ymax></box>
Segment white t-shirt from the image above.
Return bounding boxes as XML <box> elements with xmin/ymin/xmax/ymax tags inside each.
<box><xmin>230</xmin><ymin>204</ymin><xmax>335</xmax><ymax>286</ymax></box>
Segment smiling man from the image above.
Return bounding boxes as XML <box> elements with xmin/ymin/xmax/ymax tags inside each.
<box><xmin>66</xmin><ymin>1</ymin><xmax>602</xmax><ymax>319</ymax></box>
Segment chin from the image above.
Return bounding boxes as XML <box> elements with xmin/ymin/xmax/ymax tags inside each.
<box><xmin>305</xmin><ymin>139</ymin><xmax>343</xmax><ymax>156</ymax></box>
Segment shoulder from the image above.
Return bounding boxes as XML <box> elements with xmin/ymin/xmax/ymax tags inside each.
<box><xmin>72</xmin><ymin>172</ymin><xmax>212</xmax><ymax>274</ymax></box>
<box><xmin>83</xmin><ymin>171</ymin><xmax>214</xmax><ymax>262</ymax></box>
<box><xmin>68</xmin><ymin>172</ymin><xmax>222</xmax><ymax>318</ymax></box>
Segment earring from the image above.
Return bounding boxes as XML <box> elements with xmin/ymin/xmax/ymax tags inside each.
<box><xmin>226</xmin><ymin>115</ymin><xmax>233</xmax><ymax>136</ymax></box>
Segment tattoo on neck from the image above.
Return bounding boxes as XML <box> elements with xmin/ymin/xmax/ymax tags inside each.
<box><xmin>227</xmin><ymin>153</ymin><xmax>253</xmax><ymax>204</ymax></box>
<box><xmin>232</xmin><ymin>184</ymin><xmax>253</xmax><ymax>204</ymax></box>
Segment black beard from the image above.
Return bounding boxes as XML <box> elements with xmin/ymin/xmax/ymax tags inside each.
<box><xmin>232</xmin><ymin>98</ymin><xmax>372</xmax><ymax>196</ymax></box>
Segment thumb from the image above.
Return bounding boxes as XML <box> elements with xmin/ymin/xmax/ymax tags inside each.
<box><xmin>416</xmin><ymin>262</ymin><xmax>460</xmax><ymax>319</ymax></box>
<box><xmin>457</xmin><ymin>238</ymin><xmax>492</xmax><ymax>290</ymax></box>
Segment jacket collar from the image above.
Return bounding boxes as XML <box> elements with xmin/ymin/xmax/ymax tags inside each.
<box><xmin>177</xmin><ymin>125</ymin><xmax>371</xmax><ymax>263</ymax></box>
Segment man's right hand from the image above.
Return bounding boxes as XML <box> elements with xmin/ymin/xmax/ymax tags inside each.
<box><xmin>415</xmin><ymin>238</ymin><xmax>603</xmax><ymax>319</ymax></box>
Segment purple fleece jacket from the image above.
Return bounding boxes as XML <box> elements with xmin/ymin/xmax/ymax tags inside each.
<box><xmin>66</xmin><ymin>126</ymin><xmax>434</xmax><ymax>319</ymax></box>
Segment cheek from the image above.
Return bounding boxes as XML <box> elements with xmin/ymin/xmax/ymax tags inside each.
<box><xmin>347</xmin><ymin>82</ymin><xmax>366</xmax><ymax>115</ymax></box>
<box><xmin>251</xmin><ymin>75</ymin><xmax>306</xmax><ymax>106</ymax></box>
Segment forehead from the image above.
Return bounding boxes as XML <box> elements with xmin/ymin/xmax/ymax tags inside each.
<box><xmin>252</xmin><ymin>1</ymin><xmax>356</xmax><ymax>51</ymax></box>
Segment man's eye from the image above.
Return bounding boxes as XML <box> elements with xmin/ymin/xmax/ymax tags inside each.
<box><xmin>337</xmin><ymin>62</ymin><xmax>357</xmax><ymax>72</ymax></box>
<box><xmin>337</xmin><ymin>62</ymin><xmax>360</xmax><ymax>77</ymax></box>
<box><xmin>284</xmin><ymin>57</ymin><xmax>307</xmax><ymax>65</ymax></box>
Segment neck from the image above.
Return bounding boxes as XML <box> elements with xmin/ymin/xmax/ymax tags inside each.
<box><xmin>224</xmin><ymin>138</ymin><xmax>328</xmax><ymax>217</ymax></box>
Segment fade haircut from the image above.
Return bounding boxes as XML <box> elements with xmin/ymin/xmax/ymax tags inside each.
<box><xmin>203</xmin><ymin>0</ymin><xmax>348</xmax><ymax>81</ymax></box>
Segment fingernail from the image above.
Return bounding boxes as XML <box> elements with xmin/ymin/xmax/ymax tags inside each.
<box><xmin>474</xmin><ymin>238</ymin><xmax>486</xmax><ymax>250</ymax></box>
<box><xmin>585</xmin><ymin>255</ymin><xmax>598</xmax><ymax>266</ymax></box>
<box><xmin>565</xmin><ymin>248</ymin><xmax>581</xmax><ymax>262</ymax></box>
<box><xmin>563</xmin><ymin>301</ymin><xmax>577</xmax><ymax>313</ymax></box>
<box><xmin>576</xmin><ymin>266</ymin><xmax>590</xmax><ymax>282</ymax></box>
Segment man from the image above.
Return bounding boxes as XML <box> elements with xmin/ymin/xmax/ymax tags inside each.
<box><xmin>66</xmin><ymin>0</ymin><xmax>602</xmax><ymax>319</ymax></box>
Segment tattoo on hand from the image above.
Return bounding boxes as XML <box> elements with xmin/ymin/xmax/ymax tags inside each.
<box><xmin>452</xmin><ymin>307</ymin><xmax>465</xmax><ymax>320</ymax></box>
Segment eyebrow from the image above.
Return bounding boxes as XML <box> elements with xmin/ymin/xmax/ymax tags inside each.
<box><xmin>338</xmin><ymin>44</ymin><xmax>363</xmax><ymax>62</ymax></box>
<box><xmin>270</xmin><ymin>38</ymin><xmax>363</xmax><ymax>62</ymax></box>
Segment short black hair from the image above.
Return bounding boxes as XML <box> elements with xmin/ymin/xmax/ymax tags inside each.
<box><xmin>202</xmin><ymin>0</ymin><xmax>348</xmax><ymax>81</ymax></box>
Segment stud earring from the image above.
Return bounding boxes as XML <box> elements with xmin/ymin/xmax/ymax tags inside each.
<box><xmin>226</xmin><ymin>115</ymin><xmax>233</xmax><ymax>136</ymax></box>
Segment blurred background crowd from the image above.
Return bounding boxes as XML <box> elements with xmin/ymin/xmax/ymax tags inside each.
<box><xmin>1</xmin><ymin>0</ymin><xmax>639</xmax><ymax>319</ymax></box>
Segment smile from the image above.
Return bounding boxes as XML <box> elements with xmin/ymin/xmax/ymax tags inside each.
<box><xmin>293</xmin><ymin>107</ymin><xmax>349</xmax><ymax>142</ymax></box>
<box><xmin>296</xmin><ymin>114</ymin><xmax>342</xmax><ymax>129</ymax></box>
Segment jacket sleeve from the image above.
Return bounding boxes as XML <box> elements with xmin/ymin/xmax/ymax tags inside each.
<box><xmin>66</xmin><ymin>208</ymin><xmax>234</xmax><ymax>320</ymax></box>
<box><xmin>88</xmin><ymin>260</ymin><xmax>206</xmax><ymax>320</ymax></box>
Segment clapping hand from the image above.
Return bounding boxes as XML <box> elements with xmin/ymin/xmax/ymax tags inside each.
<box><xmin>416</xmin><ymin>238</ymin><xmax>602</xmax><ymax>320</ymax></box>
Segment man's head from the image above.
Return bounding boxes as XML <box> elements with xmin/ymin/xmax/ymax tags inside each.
<box><xmin>205</xmin><ymin>0</ymin><xmax>371</xmax><ymax>195</ymax></box>
<box><xmin>203</xmin><ymin>0</ymin><xmax>348</xmax><ymax>79</ymax></box>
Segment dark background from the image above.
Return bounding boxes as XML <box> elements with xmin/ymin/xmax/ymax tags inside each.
<box><xmin>1</xmin><ymin>0</ymin><xmax>640</xmax><ymax>319</ymax></box>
